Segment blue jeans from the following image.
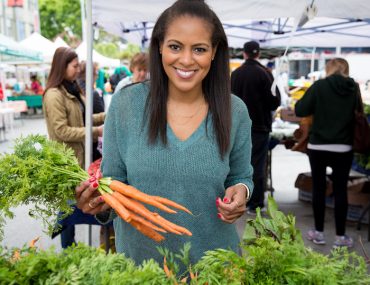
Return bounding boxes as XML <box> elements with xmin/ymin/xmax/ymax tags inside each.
<box><xmin>55</xmin><ymin>206</ymin><xmax>112</xmax><ymax>249</ymax></box>
<box><xmin>247</xmin><ymin>131</ymin><xmax>270</xmax><ymax>210</ymax></box>
<box><xmin>61</xmin><ymin>225</ymin><xmax>76</xmax><ymax>248</ymax></box>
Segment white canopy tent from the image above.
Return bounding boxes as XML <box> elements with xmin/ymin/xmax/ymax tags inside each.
<box><xmin>54</xmin><ymin>37</ymin><xmax>70</xmax><ymax>48</ymax></box>
<box><xmin>20</xmin><ymin>32</ymin><xmax>58</xmax><ymax>63</ymax></box>
<box><xmin>0</xmin><ymin>33</ymin><xmax>42</xmax><ymax>64</ymax></box>
<box><xmin>76</xmin><ymin>41</ymin><xmax>120</xmax><ymax>68</ymax></box>
<box><xmin>91</xmin><ymin>0</ymin><xmax>370</xmax><ymax>48</ymax></box>
<box><xmin>82</xmin><ymin>0</ymin><xmax>370</xmax><ymax>245</ymax></box>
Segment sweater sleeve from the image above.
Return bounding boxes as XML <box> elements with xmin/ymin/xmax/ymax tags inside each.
<box><xmin>224</xmin><ymin>97</ymin><xmax>254</xmax><ymax>194</ymax></box>
<box><xmin>295</xmin><ymin>84</ymin><xmax>316</xmax><ymax>117</ymax></box>
<box><xmin>101</xmin><ymin>94</ymin><xmax>127</xmax><ymax>183</ymax></box>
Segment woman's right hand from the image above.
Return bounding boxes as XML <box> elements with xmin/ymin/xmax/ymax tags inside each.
<box><xmin>75</xmin><ymin>180</ymin><xmax>111</xmax><ymax>214</ymax></box>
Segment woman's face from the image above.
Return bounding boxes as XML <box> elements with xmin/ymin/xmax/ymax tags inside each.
<box><xmin>160</xmin><ymin>15</ymin><xmax>216</xmax><ymax>95</ymax></box>
<box><xmin>132</xmin><ymin>65</ymin><xmax>148</xmax><ymax>83</ymax></box>
<box><xmin>65</xmin><ymin>58</ymin><xmax>80</xmax><ymax>81</ymax></box>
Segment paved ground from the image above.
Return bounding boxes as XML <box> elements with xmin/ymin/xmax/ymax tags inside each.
<box><xmin>1</xmin><ymin>115</ymin><xmax>369</xmax><ymax>262</ymax></box>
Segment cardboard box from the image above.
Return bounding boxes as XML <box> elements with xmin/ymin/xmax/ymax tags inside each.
<box><xmin>294</xmin><ymin>172</ymin><xmax>332</xmax><ymax>196</ymax></box>
<box><xmin>298</xmin><ymin>189</ymin><xmax>369</xmax><ymax>224</ymax></box>
<box><xmin>296</xmin><ymin>172</ymin><xmax>370</xmax><ymax>224</ymax></box>
<box><xmin>347</xmin><ymin>177</ymin><xmax>370</xmax><ymax>194</ymax></box>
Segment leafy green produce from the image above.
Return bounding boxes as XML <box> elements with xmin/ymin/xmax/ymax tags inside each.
<box><xmin>0</xmin><ymin>135</ymin><xmax>193</xmax><ymax>243</ymax></box>
<box><xmin>0</xmin><ymin>198</ymin><xmax>369</xmax><ymax>284</ymax></box>
<box><xmin>192</xmin><ymin>197</ymin><xmax>370</xmax><ymax>285</ymax></box>
<box><xmin>0</xmin><ymin>134</ymin><xmax>90</xmax><ymax>239</ymax></box>
<box><xmin>0</xmin><ymin>141</ymin><xmax>369</xmax><ymax>285</ymax></box>
<box><xmin>363</xmin><ymin>103</ymin><xmax>370</xmax><ymax>116</ymax></box>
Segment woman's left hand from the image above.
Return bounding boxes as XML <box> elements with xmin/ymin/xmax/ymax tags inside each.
<box><xmin>216</xmin><ymin>184</ymin><xmax>247</xmax><ymax>223</ymax></box>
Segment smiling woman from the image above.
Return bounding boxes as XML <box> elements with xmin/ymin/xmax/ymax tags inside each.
<box><xmin>75</xmin><ymin>0</ymin><xmax>254</xmax><ymax>267</ymax></box>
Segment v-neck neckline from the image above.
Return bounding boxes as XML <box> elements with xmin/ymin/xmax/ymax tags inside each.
<box><xmin>167</xmin><ymin>115</ymin><xmax>209</xmax><ymax>150</ymax></box>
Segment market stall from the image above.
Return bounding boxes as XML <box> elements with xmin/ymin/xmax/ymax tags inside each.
<box><xmin>7</xmin><ymin>95</ymin><xmax>43</xmax><ymax>113</ymax></box>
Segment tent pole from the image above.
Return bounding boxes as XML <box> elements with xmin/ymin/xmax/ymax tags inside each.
<box><xmin>310</xmin><ymin>47</ymin><xmax>316</xmax><ymax>75</ymax></box>
<box><xmin>85</xmin><ymin>0</ymin><xmax>93</xmax><ymax>246</ymax></box>
<box><xmin>2</xmin><ymin>0</ymin><xmax>6</xmax><ymax>36</ymax></box>
<box><xmin>141</xmin><ymin>22</ymin><xmax>148</xmax><ymax>51</ymax></box>
<box><xmin>336</xmin><ymin>46</ymin><xmax>341</xmax><ymax>56</ymax></box>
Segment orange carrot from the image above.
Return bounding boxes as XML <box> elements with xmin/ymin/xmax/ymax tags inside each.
<box><xmin>12</xmin><ymin>250</ymin><xmax>21</xmax><ymax>262</ymax></box>
<box><xmin>129</xmin><ymin>220</ymin><xmax>165</xmax><ymax>242</ymax></box>
<box><xmin>163</xmin><ymin>256</ymin><xmax>173</xmax><ymax>278</ymax></box>
<box><xmin>110</xmin><ymin>180</ymin><xmax>177</xmax><ymax>214</ymax></box>
<box><xmin>154</xmin><ymin>214</ymin><xmax>192</xmax><ymax>236</ymax></box>
<box><xmin>102</xmin><ymin>193</ymin><xmax>131</xmax><ymax>222</ymax></box>
<box><xmin>130</xmin><ymin>212</ymin><xmax>167</xmax><ymax>233</ymax></box>
<box><xmin>112</xmin><ymin>191</ymin><xmax>183</xmax><ymax>235</ymax></box>
<box><xmin>153</xmin><ymin>196</ymin><xmax>192</xmax><ymax>214</ymax></box>
<box><xmin>29</xmin><ymin>237</ymin><xmax>40</xmax><ymax>248</ymax></box>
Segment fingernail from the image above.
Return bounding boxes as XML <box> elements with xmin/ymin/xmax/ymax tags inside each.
<box><xmin>92</xmin><ymin>182</ymin><xmax>98</xmax><ymax>188</ymax></box>
<box><xmin>216</xmin><ymin>199</ymin><xmax>220</xmax><ymax>207</ymax></box>
<box><xmin>223</xmin><ymin>197</ymin><xmax>229</xmax><ymax>203</ymax></box>
<box><xmin>217</xmin><ymin>213</ymin><xmax>222</xmax><ymax>219</ymax></box>
<box><xmin>99</xmin><ymin>196</ymin><xmax>104</xmax><ymax>202</ymax></box>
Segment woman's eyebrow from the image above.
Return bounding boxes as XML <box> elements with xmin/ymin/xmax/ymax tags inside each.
<box><xmin>166</xmin><ymin>39</ymin><xmax>210</xmax><ymax>48</ymax></box>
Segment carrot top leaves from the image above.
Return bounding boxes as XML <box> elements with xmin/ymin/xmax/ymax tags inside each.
<box><xmin>0</xmin><ymin>135</ymin><xmax>89</xmax><ymax>239</ymax></box>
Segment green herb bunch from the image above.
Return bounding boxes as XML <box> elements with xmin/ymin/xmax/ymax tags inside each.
<box><xmin>192</xmin><ymin>197</ymin><xmax>370</xmax><ymax>284</ymax></box>
<box><xmin>0</xmin><ymin>134</ymin><xmax>90</xmax><ymax>239</ymax></box>
<box><xmin>0</xmin><ymin>243</ymin><xmax>172</xmax><ymax>285</ymax></box>
<box><xmin>0</xmin><ymin>198</ymin><xmax>369</xmax><ymax>284</ymax></box>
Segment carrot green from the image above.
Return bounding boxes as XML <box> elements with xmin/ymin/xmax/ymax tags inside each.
<box><xmin>0</xmin><ymin>134</ymin><xmax>90</xmax><ymax>239</ymax></box>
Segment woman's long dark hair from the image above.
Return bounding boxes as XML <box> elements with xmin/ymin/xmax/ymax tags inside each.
<box><xmin>146</xmin><ymin>0</ymin><xmax>231</xmax><ymax>158</ymax></box>
<box><xmin>44</xmin><ymin>47</ymin><xmax>79</xmax><ymax>94</ymax></box>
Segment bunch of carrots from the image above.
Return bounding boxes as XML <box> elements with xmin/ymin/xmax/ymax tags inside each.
<box><xmin>88</xmin><ymin>159</ymin><xmax>192</xmax><ymax>242</ymax></box>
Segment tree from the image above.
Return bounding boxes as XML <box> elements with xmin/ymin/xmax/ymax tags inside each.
<box><xmin>39</xmin><ymin>0</ymin><xmax>82</xmax><ymax>43</ymax></box>
<box><xmin>119</xmin><ymin>43</ymin><xmax>141</xmax><ymax>60</ymax></box>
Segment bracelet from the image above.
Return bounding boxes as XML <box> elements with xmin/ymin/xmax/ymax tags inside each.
<box><xmin>236</xmin><ymin>183</ymin><xmax>250</xmax><ymax>201</ymax></box>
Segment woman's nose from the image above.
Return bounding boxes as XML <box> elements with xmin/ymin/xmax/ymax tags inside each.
<box><xmin>179</xmin><ymin>49</ymin><xmax>194</xmax><ymax>66</ymax></box>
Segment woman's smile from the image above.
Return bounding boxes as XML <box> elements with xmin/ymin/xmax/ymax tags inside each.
<box><xmin>174</xmin><ymin>67</ymin><xmax>197</xmax><ymax>79</ymax></box>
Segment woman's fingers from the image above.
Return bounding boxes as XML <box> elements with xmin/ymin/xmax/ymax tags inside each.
<box><xmin>75</xmin><ymin>180</ymin><xmax>90</xmax><ymax>199</ymax></box>
<box><xmin>216</xmin><ymin>197</ymin><xmax>246</xmax><ymax>223</ymax></box>
<box><xmin>75</xmin><ymin>180</ymin><xmax>107</xmax><ymax>214</ymax></box>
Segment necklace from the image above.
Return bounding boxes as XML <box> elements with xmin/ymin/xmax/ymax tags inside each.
<box><xmin>167</xmin><ymin>100</ymin><xmax>206</xmax><ymax>125</ymax></box>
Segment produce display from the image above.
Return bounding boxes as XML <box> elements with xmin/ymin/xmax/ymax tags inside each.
<box><xmin>0</xmin><ymin>198</ymin><xmax>369</xmax><ymax>284</ymax></box>
<box><xmin>353</xmin><ymin>103</ymin><xmax>370</xmax><ymax>172</ymax></box>
<box><xmin>0</xmin><ymin>135</ymin><xmax>192</xmax><ymax>242</ymax></box>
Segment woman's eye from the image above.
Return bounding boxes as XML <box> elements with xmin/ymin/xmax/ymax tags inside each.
<box><xmin>194</xmin><ymin>47</ymin><xmax>207</xmax><ymax>53</ymax></box>
<box><xmin>169</xmin><ymin>44</ymin><xmax>181</xmax><ymax>51</ymax></box>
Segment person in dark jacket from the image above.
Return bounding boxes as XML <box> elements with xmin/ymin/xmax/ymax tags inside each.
<box><xmin>295</xmin><ymin>58</ymin><xmax>357</xmax><ymax>248</ymax></box>
<box><xmin>77</xmin><ymin>61</ymin><xmax>105</xmax><ymax>161</ymax></box>
<box><xmin>231</xmin><ymin>41</ymin><xmax>281</xmax><ymax>213</ymax></box>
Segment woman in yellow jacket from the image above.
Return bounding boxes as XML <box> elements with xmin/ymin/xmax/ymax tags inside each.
<box><xmin>43</xmin><ymin>47</ymin><xmax>104</xmax><ymax>167</ymax></box>
<box><xmin>43</xmin><ymin>47</ymin><xmax>104</xmax><ymax>248</ymax></box>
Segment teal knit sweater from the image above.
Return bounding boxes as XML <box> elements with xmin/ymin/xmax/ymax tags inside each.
<box><xmin>101</xmin><ymin>82</ymin><xmax>253</xmax><ymax>265</ymax></box>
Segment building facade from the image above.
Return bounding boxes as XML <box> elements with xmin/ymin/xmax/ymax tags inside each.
<box><xmin>0</xmin><ymin>0</ymin><xmax>40</xmax><ymax>41</ymax></box>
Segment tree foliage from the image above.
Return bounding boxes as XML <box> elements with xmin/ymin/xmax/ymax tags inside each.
<box><xmin>39</xmin><ymin>0</ymin><xmax>82</xmax><ymax>43</ymax></box>
<box><xmin>119</xmin><ymin>43</ymin><xmax>141</xmax><ymax>60</ymax></box>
